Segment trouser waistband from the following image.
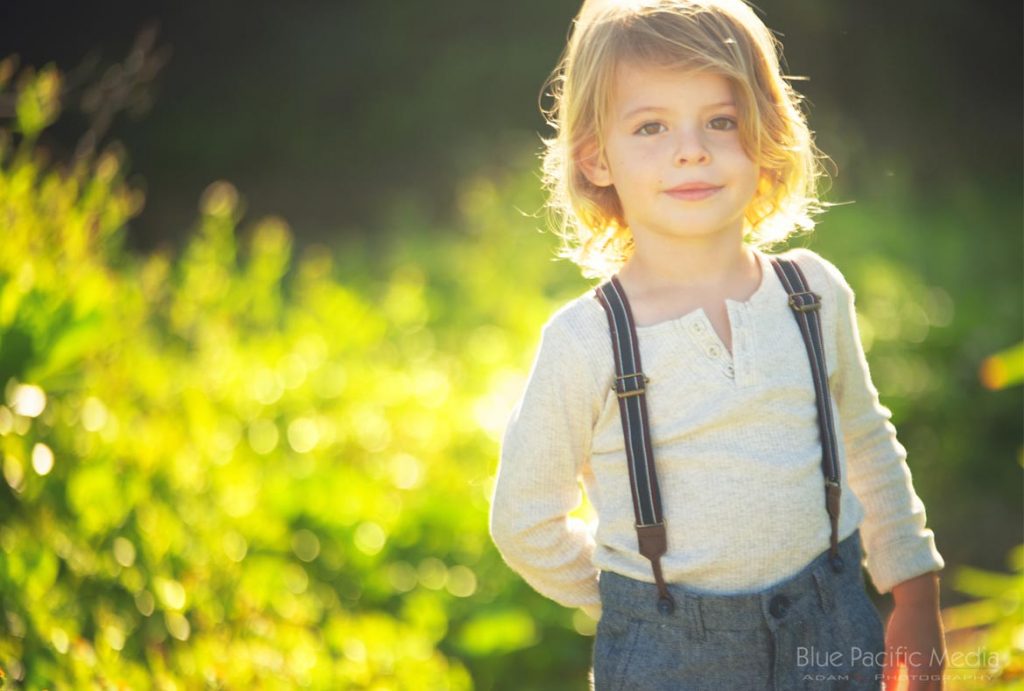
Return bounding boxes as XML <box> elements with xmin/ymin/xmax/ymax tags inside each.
<box><xmin>598</xmin><ymin>529</ymin><xmax>866</xmax><ymax>638</ymax></box>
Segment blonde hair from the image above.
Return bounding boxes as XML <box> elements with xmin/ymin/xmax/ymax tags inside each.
<box><xmin>539</xmin><ymin>0</ymin><xmax>835</xmax><ymax>279</ymax></box>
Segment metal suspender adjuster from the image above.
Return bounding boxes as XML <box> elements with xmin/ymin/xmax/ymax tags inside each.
<box><xmin>613</xmin><ymin>372</ymin><xmax>649</xmax><ymax>398</ymax></box>
<box><xmin>787</xmin><ymin>290</ymin><xmax>822</xmax><ymax>313</ymax></box>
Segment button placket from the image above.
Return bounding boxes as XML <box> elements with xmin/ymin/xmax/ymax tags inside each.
<box><xmin>725</xmin><ymin>306</ymin><xmax>740</xmax><ymax>380</ymax></box>
<box><xmin>685</xmin><ymin>314</ymin><xmax>736</xmax><ymax>378</ymax></box>
<box><xmin>709</xmin><ymin>349</ymin><xmax>732</xmax><ymax>379</ymax></box>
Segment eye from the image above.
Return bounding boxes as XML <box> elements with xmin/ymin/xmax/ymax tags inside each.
<box><xmin>634</xmin><ymin>122</ymin><xmax>666</xmax><ymax>136</ymax></box>
<box><xmin>709</xmin><ymin>116</ymin><xmax>738</xmax><ymax>131</ymax></box>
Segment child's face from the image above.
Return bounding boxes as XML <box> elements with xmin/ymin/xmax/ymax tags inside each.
<box><xmin>580</xmin><ymin>62</ymin><xmax>761</xmax><ymax>245</ymax></box>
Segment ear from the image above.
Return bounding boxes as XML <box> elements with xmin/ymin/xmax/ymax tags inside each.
<box><xmin>577</xmin><ymin>138</ymin><xmax>613</xmax><ymax>188</ymax></box>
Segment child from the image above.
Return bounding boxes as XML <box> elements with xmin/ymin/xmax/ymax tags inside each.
<box><xmin>489</xmin><ymin>1</ymin><xmax>947</xmax><ymax>689</ymax></box>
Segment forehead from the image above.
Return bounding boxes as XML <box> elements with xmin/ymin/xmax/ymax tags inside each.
<box><xmin>608</xmin><ymin>61</ymin><xmax>735</xmax><ymax>118</ymax></box>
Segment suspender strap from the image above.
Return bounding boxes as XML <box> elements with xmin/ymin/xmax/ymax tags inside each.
<box><xmin>592</xmin><ymin>255</ymin><xmax>847</xmax><ymax>614</ymax></box>
<box><xmin>594</xmin><ymin>277</ymin><xmax>677</xmax><ymax>615</ymax></box>
<box><xmin>769</xmin><ymin>257</ymin><xmax>844</xmax><ymax>573</ymax></box>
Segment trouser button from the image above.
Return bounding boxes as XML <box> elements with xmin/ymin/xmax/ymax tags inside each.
<box><xmin>829</xmin><ymin>553</ymin><xmax>845</xmax><ymax>573</ymax></box>
<box><xmin>769</xmin><ymin>594</ymin><xmax>791</xmax><ymax>618</ymax></box>
<box><xmin>657</xmin><ymin>596</ymin><xmax>675</xmax><ymax>615</ymax></box>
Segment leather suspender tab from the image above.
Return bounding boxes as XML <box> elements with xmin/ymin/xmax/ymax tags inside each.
<box><xmin>636</xmin><ymin>523</ymin><xmax>676</xmax><ymax>615</ymax></box>
<box><xmin>635</xmin><ymin>522</ymin><xmax>668</xmax><ymax>559</ymax></box>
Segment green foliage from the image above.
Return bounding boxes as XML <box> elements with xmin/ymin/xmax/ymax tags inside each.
<box><xmin>0</xmin><ymin>60</ymin><xmax>1020</xmax><ymax>691</ymax></box>
<box><xmin>12</xmin><ymin>63</ymin><xmax>60</xmax><ymax>141</ymax></box>
<box><xmin>940</xmin><ymin>545</ymin><xmax>1024</xmax><ymax>689</ymax></box>
<box><xmin>0</xmin><ymin>68</ymin><xmax>496</xmax><ymax>688</ymax></box>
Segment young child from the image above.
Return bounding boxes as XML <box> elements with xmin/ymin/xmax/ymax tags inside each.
<box><xmin>489</xmin><ymin>1</ymin><xmax>947</xmax><ymax>689</ymax></box>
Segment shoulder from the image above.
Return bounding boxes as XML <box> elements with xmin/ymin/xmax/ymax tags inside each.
<box><xmin>534</xmin><ymin>286</ymin><xmax>615</xmax><ymax>385</ymax></box>
<box><xmin>540</xmin><ymin>285</ymin><xmax>614</xmax><ymax>350</ymax></box>
<box><xmin>765</xmin><ymin>246</ymin><xmax>853</xmax><ymax>298</ymax></box>
<box><xmin>762</xmin><ymin>248</ymin><xmax>857</xmax><ymax>342</ymax></box>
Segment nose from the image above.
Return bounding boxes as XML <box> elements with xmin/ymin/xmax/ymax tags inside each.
<box><xmin>672</xmin><ymin>127</ymin><xmax>710</xmax><ymax>166</ymax></box>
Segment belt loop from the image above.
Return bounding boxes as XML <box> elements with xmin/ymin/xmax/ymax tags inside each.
<box><xmin>812</xmin><ymin>566</ymin><xmax>834</xmax><ymax>614</ymax></box>
<box><xmin>685</xmin><ymin>594</ymin><xmax>706</xmax><ymax>642</ymax></box>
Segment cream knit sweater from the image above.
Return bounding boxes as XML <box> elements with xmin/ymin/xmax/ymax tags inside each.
<box><xmin>489</xmin><ymin>247</ymin><xmax>944</xmax><ymax>621</ymax></box>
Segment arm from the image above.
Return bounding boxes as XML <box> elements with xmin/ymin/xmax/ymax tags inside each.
<box><xmin>827</xmin><ymin>263</ymin><xmax>945</xmax><ymax>594</ymax></box>
<box><xmin>892</xmin><ymin>570</ymin><xmax>941</xmax><ymax>607</ymax></box>
<box><xmin>887</xmin><ymin>571</ymin><xmax>947</xmax><ymax>689</ymax></box>
<box><xmin>489</xmin><ymin>316</ymin><xmax>602</xmax><ymax>616</ymax></box>
<box><xmin>827</xmin><ymin>264</ymin><xmax>947</xmax><ymax>688</ymax></box>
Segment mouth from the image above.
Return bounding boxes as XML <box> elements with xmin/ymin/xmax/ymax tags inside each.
<box><xmin>664</xmin><ymin>184</ymin><xmax>722</xmax><ymax>201</ymax></box>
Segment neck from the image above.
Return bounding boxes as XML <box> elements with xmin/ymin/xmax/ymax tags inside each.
<box><xmin>618</xmin><ymin>226</ymin><xmax>753</xmax><ymax>294</ymax></box>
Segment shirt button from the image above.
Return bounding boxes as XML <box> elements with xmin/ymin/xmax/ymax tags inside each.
<box><xmin>726</xmin><ymin>365</ymin><xmax>734</xmax><ymax>376</ymax></box>
<box><xmin>769</xmin><ymin>594</ymin><xmax>791</xmax><ymax>618</ymax></box>
<box><xmin>708</xmin><ymin>345</ymin><xmax>720</xmax><ymax>357</ymax></box>
<box><xmin>692</xmin><ymin>322</ymin><xmax>705</xmax><ymax>333</ymax></box>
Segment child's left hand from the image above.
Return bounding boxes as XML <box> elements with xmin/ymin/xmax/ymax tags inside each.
<box><xmin>882</xmin><ymin>572</ymin><xmax>946</xmax><ymax>690</ymax></box>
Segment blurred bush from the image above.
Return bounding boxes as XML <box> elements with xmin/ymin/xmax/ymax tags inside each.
<box><xmin>0</xmin><ymin>57</ymin><xmax>1019</xmax><ymax>690</ymax></box>
<box><xmin>939</xmin><ymin>545</ymin><xmax>1024</xmax><ymax>689</ymax></box>
<box><xmin>1</xmin><ymin>58</ymin><xmax>480</xmax><ymax>688</ymax></box>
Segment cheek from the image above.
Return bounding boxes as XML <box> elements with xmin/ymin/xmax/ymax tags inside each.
<box><xmin>723</xmin><ymin>147</ymin><xmax>760</xmax><ymax>182</ymax></box>
<box><xmin>720</xmin><ymin>136</ymin><xmax>752</xmax><ymax>157</ymax></box>
<box><xmin>606</xmin><ymin>152</ymin><xmax>647</xmax><ymax>190</ymax></box>
<box><xmin>618</xmin><ymin>151</ymin><xmax>661</xmax><ymax>185</ymax></box>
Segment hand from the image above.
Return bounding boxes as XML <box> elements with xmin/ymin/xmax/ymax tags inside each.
<box><xmin>883</xmin><ymin>572</ymin><xmax>946</xmax><ymax>690</ymax></box>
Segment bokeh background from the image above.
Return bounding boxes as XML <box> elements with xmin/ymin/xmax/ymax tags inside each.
<box><xmin>0</xmin><ymin>0</ymin><xmax>1021</xmax><ymax>688</ymax></box>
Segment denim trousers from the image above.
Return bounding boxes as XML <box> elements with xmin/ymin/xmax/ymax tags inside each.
<box><xmin>591</xmin><ymin>529</ymin><xmax>885</xmax><ymax>690</ymax></box>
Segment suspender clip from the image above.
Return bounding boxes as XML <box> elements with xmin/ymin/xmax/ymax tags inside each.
<box><xmin>613</xmin><ymin>372</ymin><xmax>649</xmax><ymax>398</ymax></box>
<box><xmin>788</xmin><ymin>290</ymin><xmax>822</xmax><ymax>312</ymax></box>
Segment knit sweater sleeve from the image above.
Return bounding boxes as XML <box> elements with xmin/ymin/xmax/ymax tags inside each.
<box><xmin>489</xmin><ymin>310</ymin><xmax>603</xmax><ymax>617</ymax></box>
<box><xmin>820</xmin><ymin>255</ymin><xmax>945</xmax><ymax>594</ymax></box>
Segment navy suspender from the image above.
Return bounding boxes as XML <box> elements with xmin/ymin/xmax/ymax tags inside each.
<box><xmin>770</xmin><ymin>257</ymin><xmax>844</xmax><ymax>573</ymax></box>
<box><xmin>594</xmin><ymin>256</ymin><xmax>845</xmax><ymax>616</ymax></box>
<box><xmin>594</xmin><ymin>277</ymin><xmax>675</xmax><ymax>613</ymax></box>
